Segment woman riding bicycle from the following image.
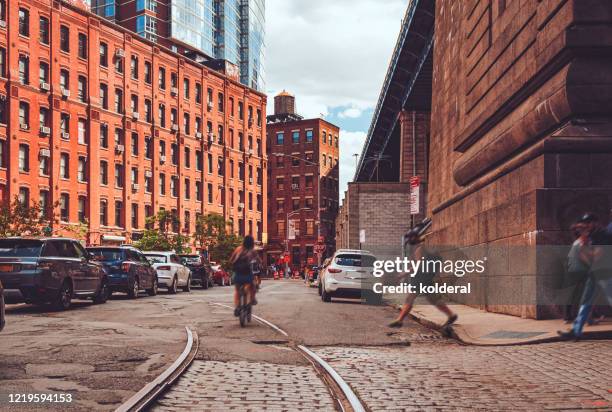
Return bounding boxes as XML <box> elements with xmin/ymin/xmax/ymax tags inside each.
<box><xmin>229</xmin><ymin>236</ymin><xmax>260</xmax><ymax>316</ymax></box>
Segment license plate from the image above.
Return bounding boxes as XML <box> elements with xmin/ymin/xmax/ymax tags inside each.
<box><xmin>0</xmin><ymin>264</ymin><xmax>14</xmax><ymax>273</ymax></box>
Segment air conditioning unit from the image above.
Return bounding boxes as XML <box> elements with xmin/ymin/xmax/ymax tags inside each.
<box><xmin>238</xmin><ymin>202</ymin><xmax>245</xmax><ymax>210</ymax></box>
<box><xmin>170</xmin><ymin>87</ymin><xmax>178</xmax><ymax>96</ymax></box>
<box><xmin>61</xmin><ymin>87</ymin><xmax>70</xmax><ymax>98</ymax></box>
<box><xmin>171</xmin><ymin>124</ymin><xmax>179</xmax><ymax>132</ymax></box>
<box><xmin>20</xmin><ymin>123</ymin><xmax>29</xmax><ymax>130</ymax></box>
<box><xmin>247</xmin><ymin>149</ymin><xmax>254</xmax><ymax>156</ymax></box>
<box><xmin>145</xmin><ymin>170</ymin><xmax>152</xmax><ymax>178</ymax></box>
<box><xmin>115</xmin><ymin>144</ymin><xmax>125</xmax><ymax>153</ymax></box>
<box><xmin>291</xmin><ymin>184</ymin><xmax>299</xmax><ymax>190</ymax></box>
<box><xmin>40</xmin><ymin>148</ymin><xmax>51</xmax><ymax>157</ymax></box>
<box><xmin>207</xmin><ymin>101</ymin><xmax>213</xmax><ymax>110</ymax></box>
<box><xmin>40</xmin><ymin>82</ymin><xmax>51</xmax><ymax>91</ymax></box>
<box><xmin>160</xmin><ymin>155</ymin><xmax>166</xmax><ymax>163</ymax></box>
<box><xmin>249</xmin><ymin>178</ymin><xmax>253</xmax><ymax>184</ymax></box>
<box><xmin>132</xmin><ymin>112</ymin><xmax>140</xmax><ymax>120</ymax></box>
<box><xmin>40</xmin><ymin>126</ymin><xmax>51</xmax><ymax>135</ymax></box>
<box><xmin>195</xmin><ymin>132</ymin><xmax>202</xmax><ymax>139</ymax></box>
<box><xmin>132</xmin><ymin>183</ymin><xmax>139</xmax><ymax>191</ymax></box>
<box><xmin>61</xmin><ymin>132</ymin><xmax>70</xmax><ymax>140</ymax></box>
<box><xmin>0</xmin><ymin>20</ymin><xmax>6</xmax><ymax>28</ymax></box>
<box><xmin>115</xmin><ymin>48</ymin><xmax>125</xmax><ymax>58</ymax></box>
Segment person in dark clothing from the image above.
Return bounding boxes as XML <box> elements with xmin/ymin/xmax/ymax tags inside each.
<box><xmin>563</xmin><ymin>222</ymin><xmax>590</xmax><ymax>322</ymax></box>
<box><xmin>229</xmin><ymin>236</ymin><xmax>261</xmax><ymax>316</ymax></box>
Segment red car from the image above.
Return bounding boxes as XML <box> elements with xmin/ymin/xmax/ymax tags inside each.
<box><xmin>210</xmin><ymin>263</ymin><xmax>232</xmax><ymax>286</ymax></box>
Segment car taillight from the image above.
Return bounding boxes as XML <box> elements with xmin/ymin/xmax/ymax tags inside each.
<box><xmin>328</xmin><ymin>268</ymin><xmax>343</xmax><ymax>274</ymax></box>
<box><xmin>121</xmin><ymin>262</ymin><xmax>132</xmax><ymax>272</ymax></box>
<box><xmin>157</xmin><ymin>265</ymin><xmax>171</xmax><ymax>270</ymax></box>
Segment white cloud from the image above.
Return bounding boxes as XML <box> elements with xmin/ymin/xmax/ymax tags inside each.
<box><xmin>339</xmin><ymin>130</ymin><xmax>368</xmax><ymax>196</ymax></box>
<box><xmin>338</xmin><ymin>106</ymin><xmax>364</xmax><ymax>119</ymax></box>
<box><xmin>265</xmin><ymin>0</ymin><xmax>407</xmax><ymax>119</ymax></box>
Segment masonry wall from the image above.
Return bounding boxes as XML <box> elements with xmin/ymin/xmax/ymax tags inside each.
<box><xmin>428</xmin><ymin>0</ymin><xmax>612</xmax><ymax>318</ymax></box>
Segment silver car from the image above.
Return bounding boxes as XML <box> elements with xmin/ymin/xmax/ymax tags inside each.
<box><xmin>319</xmin><ymin>249</ymin><xmax>377</xmax><ymax>303</ymax></box>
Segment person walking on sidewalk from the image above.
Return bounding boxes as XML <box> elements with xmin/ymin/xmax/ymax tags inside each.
<box><xmin>559</xmin><ymin>213</ymin><xmax>612</xmax><ymax>340</ymax></box>
<box><xmin>563</xmin><ymin>221</ymin><xmax>590</xmax><ymax>323</ymax></box>
<box><xmin>388</xmin><ymin>226</ymin><xmax>458</xmax><ymax>328</ymax></box>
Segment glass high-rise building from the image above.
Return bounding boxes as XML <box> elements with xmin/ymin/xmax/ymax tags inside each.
<box><xmin>89</xmin><ymin>0</ymin><xmax>265</xmax><ymax>91</ymax></box>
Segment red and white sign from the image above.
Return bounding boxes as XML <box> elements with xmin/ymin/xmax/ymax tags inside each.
<box><xmin>410</xmin><ymin>176</ymin><xmax>420</xmax><ymax>215</ymax></box>
<box><xmin>314</xmin><ymin>244</ymin><xmax>326</xmax><ymax>254</ymax></box>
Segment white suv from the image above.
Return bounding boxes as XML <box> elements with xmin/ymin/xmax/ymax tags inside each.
<box><xmin>319</xmin><ymin>249</ymin><xmax>377</xmax><ymax>303</ymax></box>
<box><xmin>144</xmin><ymin>251</ymin><xmax>191</xmax><ymax>294</ymax></box>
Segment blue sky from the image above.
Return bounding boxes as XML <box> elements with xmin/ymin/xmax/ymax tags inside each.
<box><xmin>265</xmin><ymin>0</ymin><xmax>407</xmax><ymax>197</ymax></box>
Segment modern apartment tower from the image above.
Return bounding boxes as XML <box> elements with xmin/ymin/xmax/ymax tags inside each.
<box><xmin>90</xmin><ymin>0</ymin><xmax>265</xmax><ymax>91</ymax></box>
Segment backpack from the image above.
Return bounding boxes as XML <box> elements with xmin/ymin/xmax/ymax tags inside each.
<box><xmin>233</xmin><ymin>251</ymin><xmax>252</xmax><ymax>275</ymax></box>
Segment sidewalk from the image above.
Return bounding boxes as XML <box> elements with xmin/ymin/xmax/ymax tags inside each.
<box><xmin>385</xmin><ymin>296</ymin><xmax>612</xmax><ymax>345</ymax></box>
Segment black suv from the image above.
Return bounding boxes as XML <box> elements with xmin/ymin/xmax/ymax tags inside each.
<box><xmin>0</xmin><ymin>238</ymin><xmax>109</xmax><ymax>310</ymax></box>
<box><xmin>179</xmin><ymin>254</ymin><xmax>213</xmax><ymax>289</ymax></box>
<box><xmin>87</xmin><ymin>246</ymin><xmax>158</xmax><ymax>298</ymax></box>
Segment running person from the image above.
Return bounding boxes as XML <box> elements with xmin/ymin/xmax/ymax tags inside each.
<box><xmin>388</xmin><ymin>227</ymin><xmax>458</xmax><ymax>328</ymax></box>
<box><xmin>229</xmin><ymin>236</ymin><xmax>260</xmax><ymax>316</ymax></box>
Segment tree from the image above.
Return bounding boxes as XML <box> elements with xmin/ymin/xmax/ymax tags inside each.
<box><xmin>194</xmin><ymin>213</ymin><xmax>241</xmax><ymax>269</ymax></box>
<box><xmin>0</xmin><ymin>196</ymin><xmax>56</xmax><ymax>237</ymax></box>
<box><xmin>134</xmin><ymin>210</ymin><xmax>190</xmax><ymax>253</ymax></box>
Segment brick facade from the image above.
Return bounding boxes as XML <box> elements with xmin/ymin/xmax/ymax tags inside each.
<box><xmin>266</xmin><ymin>117</ymin><xmax>339</xmax><ymax>268</ymax></box>
<box><xmin>0</xmin><ymin>0</ymin><xmax>267</xmax><ymax>247</ymax></box>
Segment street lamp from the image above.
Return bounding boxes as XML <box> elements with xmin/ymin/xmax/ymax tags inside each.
<box><xmin>272</xmin><ymin>152</ymin><xmax>323</xmax><ymax>265</ymax></box>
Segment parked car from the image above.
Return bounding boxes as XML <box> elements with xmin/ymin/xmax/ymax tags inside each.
<box><xmin>0</xmin><ymin>280</ymin><xmax>5</xmax><ymax>332</ymax></box>
<box><xmin>179</xmin><ymin>254</ymin><xmax>213</xmax><ymax>289</ymax></box>
<box><xmin>87</xmin><ymin>246</ymin><xmax>158</xmax><ymax>298</ymax></box>
<box><xmin>317</xmin><ymin>258</ymin><xmax>331</xmax><ymax>294</ymax></box>
<box><xmin>211</xmin><ymin>262</ymin><xmax>232</xmax><ymax>286</ymax></box>
<box><xmin>319</xmin><ymin>249</ymin><xmax>377</xmax><ymax>303</ymax></box>
<box><xmin>144</xmin><ymin>251</ymin><xmax>191</xmax><ymax>293</ymax></box>
<box><xmin>0</xmin><ymin>238</ymin><xmax>109</xmax><ymax>310</ymax></box>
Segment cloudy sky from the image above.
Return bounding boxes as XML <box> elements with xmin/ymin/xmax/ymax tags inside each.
<box><xmin>265</xmin><ymin>0</ymin><xmax>408</xmax><ymax>197</ymax></box>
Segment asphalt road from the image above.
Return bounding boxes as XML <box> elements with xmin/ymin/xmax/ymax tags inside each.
<box><xmin>1</xmin><ymin>279</ymin><xmax>610</xmax><ymax>411</ymax></box>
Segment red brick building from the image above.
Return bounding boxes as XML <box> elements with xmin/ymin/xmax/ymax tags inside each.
<box><xmin>266</xmin><ymin>92</ymin><xmax>339</xmax><ymax>269</ymax></box>
<box><xmin>0</xmin><ymin>0</ymin><xmax>267</xmax><ymax>247</ymax></box>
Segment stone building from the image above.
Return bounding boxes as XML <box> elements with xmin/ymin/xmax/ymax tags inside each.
<box><xmin>352</xmin><ymin>0</ymin><xmax>612</xmax><ymax>319</ymax></box>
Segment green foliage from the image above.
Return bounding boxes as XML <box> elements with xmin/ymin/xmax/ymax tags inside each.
<box><xmin>0</xmin><ymin>196</ymin><xmax>56</xmax><ymax>237</ymax></box>
<box><xmin>134</xmin><ymin>210</ymin><xmax>190</xmax><ymax>253</ymax></box>
<box><xmin>194</xmin><ymin>213</ymin><xmax>241</xmax><ymax>269</ymax></box>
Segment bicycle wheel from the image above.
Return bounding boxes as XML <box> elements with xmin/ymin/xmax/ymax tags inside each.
<box><xmin>239</xmin><ymin>287</ymin><xmax>247</xmax><ymax>327</ymax></box>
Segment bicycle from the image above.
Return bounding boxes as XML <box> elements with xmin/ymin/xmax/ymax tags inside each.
<box><xmin>237</xmin><ymin>283</ymin><xmax>252</xmax><ymax>327</ymax></box>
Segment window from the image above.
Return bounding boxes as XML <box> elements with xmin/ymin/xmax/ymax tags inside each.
<box><xmin>100</xmin><ymin>200</ymin><xmax>108</xmax><ymax>226</ymax></box>
<box><xmin>115</xmin><ymin>88</ymin><xmax>123</xmax><ymax>113</ymax></box>
<box><xmin>115</xmin><ymin>200</ymin><xmax>123</xmax><ymax>227</ymax></box>
<box><xmin>145</xmin><ymin>172</ymin><xmax>152</xmax><ymax>193</ymax></box>
<box><xmin>144</xmin><ymin>61</ymin><xmax>152</xmax><ymax>84</ymax></box>
<box><xmin>238</xmin><ymin>162</ymin><xmax>245</xmax><ymax>180</ymax></box>
<box><xmin>257</xmin><ymin>167</ymin><xmax>262</xmax><ymax>185</ymax></box>
<box><xmin>100</xmin><ymin>123</ymin><xmax>108</xmax><ymax>147</ymax></box>
<box><xmin>18</xmin><ymin>187</ymin><xmax>29</xmax><ymax>206</ymax></box>
<box><xmin>276</xmin><ymin>133</ymin><xmax>284</xmax><ymax>145</ymax></box>
<box><xmin>78</xmin><ymin>119</ymin><xmax>87</xmax><ymax>144</ymax></box>
<box><xmin>292</xmin><ymin>198</ymin><xmax>300</xmax><ymax>211</ymax></box>
<box><xmin>238</xmin><ymin>101</ymin><xmax>244</xmax><ymax>120</ymax></box>
<box><xmin>170</xmin><ymin>72</ymin><xmax>178</xmax><ymax>89</ymax></box>
<box><xmin>60</xmin><ymin>153</ymin><xmax>69</xmax><ymax>178</ymax></box>
<box><xmin>207</xmin><ymin>154</ymin><xmax>213</xmax><ymax>174</ymax></box>
<box><xmin>277</xmin><ymin>221</ymin><xmax>286</xmax><ymax>238</ymax></box>
<box><xmin>257</xmin><ymin>109</ymin><xmax>262</xmax><ymax>127</ymax></box>
<box><xmin>277</xmin><ymin>199</ymin><xmax>285</xmax><ymax>213</ymax></box>
<box><xmin>184</xmin><ymin>178</ymin><xmax>190</xmax><ymax>199</ymax></box>
<box><xmin>19</xmin><ymin>102</ymin><xmax>30</xmax><ymax>129</ymax></box>
<box><xmin>39</xmin><ymin>17</ymin><xmax>50</xmax><ymax>45</ymax></box>
<box><xmin>184</xmin><ymin>147</ymin><xmax>191</xmax><ymax>168</ymax></box>
<box><xmin>229</xmin><ymin>159</ymin><xmax>234</xmax><ymax>178</ymax></box>
<box><xmin>60</xmin><ymin>69</ymin><xmax>69</xmax><ymax>91</ymax></box>
<box><xmin>39</xmin><ymin>190</ymin><xmax>50</xmax><ymax>218</ymax></box>
<box><xmin>77</xmin><ymin>157</ymin><xmax>87</xmax><ymax>182</ymax></box>
<box><xmin>229</xmin><ymin>97</ymin><xmax>235</xmax><ymax>116</ymax></box>
<box><xmin>77</xmin><ymin>76</ymin><xmax>87</xmax><ymax>102</ymax></box>
<box><xmin>60</xmin><ymin>194</ymin><xmax>69</xmax><ymax>222</ymax></box>
<box><xmin>39</xmin><ymin>107</ymin><xmax>49</xmax><ymax>129</ymax></box>
<box><xmin>114</xmin><ymin>128</ymin><xmax>124</xmax><ymax>146</ymax></box>
<box><xmin>158</xmin><ymin>67</ymin><xmax>166</xmax><ymax>89</ymax></box>
<box><xmin>207</xmin><ymin>88</ymin><xmax>213</xmax><ymax>108</ymax></box>
<box><xmin>159</xmin><ymin>173</ymin><xmax>166</xmax><ymax>195</ymax></box>
<box><xmin>170</xmin><ymin>108</ymin><xmax>177</xmax><ymax>127</ymax></box>
<box><xmin>184</xmin><ymin>113</ymin><xmax>190</xmax><ymax>135</ymax></box>
<box><xmin>306</xmin><ymin>130</ymin><xmax>314</xmax><ymax>142</ymax></box>
<box><xmin>292</xmin><ymin>157</ymin><xmax>300</xmax><ymax>167</ymax></box>
<box><xmin>218</xmin><ymin>92</ymin><xmax>224</xmax><ymax>112</ymax></box>
<box><xmin>158</xmin><ymin>104</ymin><xmax>166</xmax><ymax>127</ymax></box>
<box><xmin>195</xmin><ymin>150</ymin><xmax>203</xmax><ymax>171</ymax></box>
<box><xmin>0</xmin><ymin>47</ymin><xmax>5</xmax><ymax>77</ymax></box>
<box><xmin>131</xmin><ymin>133</ymin><xmax>139</xmax><ymax>156</ymax></box>
<box><xmin>207</xmin><ymin>183</ymin><xmax>213</xmax><ymax>203</ymax></box>
<box><xmin>136</xmin><ymin>0</ymin><xmax>158</xmax><ymax>12</ymax></box>
<box><xmin>39</xmin><ymin>150</ymin><xmax>50</xmax><ymax>176</ymax></box>
<box><xmin>18</xmin><ymin>144</ymin><xmax>29</xmax><ymax>172</ymax></box>
<box><xmin>196</xmin><ymin>181</ymin><xmax>202</xmax><ymax>201</ymax></box>
<box><xmin>131</xmin><ymin>167</ymin><xmax>138</xmax><ymax>185</ymax></box>
<box><xmin>184</xmin><ymin>78</ymin><xmax>190</xmax><ymax>99</ymax></box>
<box><xmin>335</xmin><ymin>136</ymin><xmax>339</xmax><ymax>148</ymax></box>
<box><xmin>217</xmin><ymin>125</ymin><xmax>223</xmax><ymax>144</ymax></box>
<box><xmin>322</xmin><ymin>132</ymin><xmax>327</xmax><ymax>144</ymax></box>
<box><xmin>100</xmin><ymin>42</ymin><xmax>108</xmax><ymax>67</ymax></box>
<box><xmin>131</xmin><ymin>94</ymin><xmax>138</xmax><ymax>114</ymax></box>
<box><xmin>131</xmin><ymin>204</ymin><xmax>139</xmax><ymax>228</ymax></box>
<box><xmin>145</xmin><ymin>137</ymin><xmax>153</xmax><ymax>159</ymax></box>
<box><xmin>0</xmin><ymin>1</ymin><xmax>4</xmax><ymax>22</ymax></box>
<box><xmin>277</xmin><ymin>177</ymin><xmax>284</xmax><ymax>190</ymax></box>
<box><xmin>18</xmin><ymin>55</ymin><xmax>29</xmax><ymax>85</ymax></box>
<box><xmin>170</xmin><ymin>177</ymin><xmax>178</xmax><ymax>197</ymax></box>
<box><xmin>305</xmin><ymin>197</ymin><xmax>313</xmax><ymax>209</ymax></box>
<box><xmin>239</xmin><ymin>132</ymin><xmax>244</xmax><ymax>150</ymax></box>
<box><xmin>292</xmin><ymin>176</ymin><xmax>299</xmax><ymax>189</ymax></box>
<box><xmin>195</xmin><ymin>83</ymin><xmax>202</xmax><ymax>104</ymax></box>
<box><xmin>171</xmin><ymin>143</ymin><xmax>178</xmax><ymax>165</ymax></box>
<box><xmin>218</xmin><ymin>158</ymin><xmax>224</xmax><ymax>176</ymax></box>
<box><xmin>114</xmin><ymin>51</ymin><xmax>123</xmax><ymax>73</ymax></box>
<box><xmin>257</xmin><ymin>194</ymin><xmax>262</xmax><ymax>212</ymax></box>
<box><xmin>100</xmin><ymin>83</ymin><xmax>108</xmax><ymax>109</ymax></box>
<box><xmin>159</xmin><ymin>140</ymin><xmax>166</xmax><ymax>159</ymax></box>
<box><xmin>115</xmin><ymin>164</ymin><xmax>124</xmax><ymax>188</ymax></box>
<box><xmin>19</xmin><ymin>8</ymin><xmax>29</xmax><ymax>37</ymax></box>
<box><xmin>60</xmin><ymin>25</ymin><xmax>69</xmax><ymax>52</ymax></box>
<box><xmin>100</xmin><ymin>161</ymin><xmax>108</xmax><ymax>185</ymax></box>
<box><xmin>248</xmin><ymin>192</ymin><xmax>253</xmax><ymax>210</ymax></box>
<box><xmin>130</xmin><ymin>55</ymin><xmax>138</xmax><ymax>79</ymax></box>
<box><xmin>305</xmin><ymin>175</ymin><xmax>313</xmax><ymax>188</ymax></box>
<box><xmin>276</xmin><ymin>155</ymin><xmax>284</xmax><ymax>167</ymax></box>
<box><xmin>78</xmin><ymin>33</ymin><xmax>87</xmax><ymax>59</ymax></box>
<box><xmin>0</xmin><ymin>99</ymin><xmax>5</xmax><ymax>125</ymax></box>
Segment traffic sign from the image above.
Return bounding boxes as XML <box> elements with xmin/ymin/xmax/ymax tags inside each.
<box><xmin>314</xmin><ymin>244</ymin><xmax>326</xmax><ymax>254</ymax></box>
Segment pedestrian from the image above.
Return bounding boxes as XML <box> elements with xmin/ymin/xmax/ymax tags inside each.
<box><xmin>563</xmin><ymin>221</ymin><xmax>590</xmax><ymax>323</ymax></box>
<box><xmin>559</xmin><ymin>213</ymin><xmax>612</xmax><ymax>340</ymax></box>
<box><xmin>388</xmin><ymin>226</ymin><xmax>458</xmax><ymax>328</ymax></box>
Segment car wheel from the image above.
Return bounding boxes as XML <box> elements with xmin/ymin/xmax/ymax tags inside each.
<box><xmin>127</xmin><ymin>278</ymin><xmax>140</xmax><ymax>299</ymax></box>
<box><xmin>168</xmin><ymin>277</ymin><xmax>178</xmax><ymax>294</ymax></box>
<box><xmin>321</xmin><ymin>285</ymin><xmax>332</xmax><ymax>302</ymax></box>
<box><xmin>183</xmin><ymin>276</ymin><xmax>191</xmax><ymax>292</ymax></box>
<box><xmin>53</xmin><ymin>281</ymin><xmax>73</xmax><ymax>311</ymax></box>
<box><xmin>147</xmin><ymin>277</ymin><xmax>158</xmax><ymax>296</ymax></box>
<box><xmin>93</xmin><ymin>279</ymin><xmax>109</xmax><ymax>304</ymax></box>
<box><xmin>318</xmin><ymin>283</ymin><xmax>322</xmax><ymax>296</ymax></box>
